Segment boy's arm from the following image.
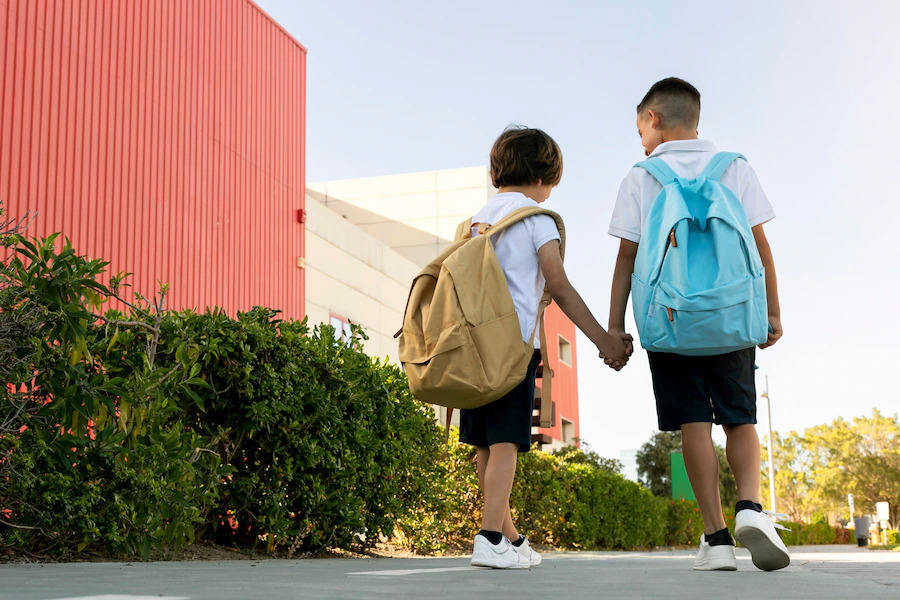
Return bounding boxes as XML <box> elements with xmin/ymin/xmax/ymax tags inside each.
<box><xmin>609</xmin><ymin>239</ymin><xmax>638</xmax><ymax>339</ymax></box>
<box><xmin>753</xmin><ymin>224</ymin><xmax>782</xmax><ymax>348</ymax></box>
<box><xmin>537</xmin><ymin>241</ymin><xmax>630</xmax><ymax>368</ymax></box>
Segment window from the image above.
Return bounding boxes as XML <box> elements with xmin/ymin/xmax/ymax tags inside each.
<box><xmin>330</xmin><ymin>314</ymin><xmax>353</xmax><ymax>343</ymax></box>
<box><xmin>561</xmin><ymin>419</ymin><xmax>575</xmax><ymax>445</ymax></box>
<box><xmin>558</xmin><ymin>335</ymin><xmax>572</xmax><ymax>366</ymax></box>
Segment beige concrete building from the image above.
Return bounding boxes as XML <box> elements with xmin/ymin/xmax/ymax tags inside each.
<box><xmin>304</xmin><ymin>166</ymin><xmax>497</xmax><ymax>364</ymax></box>
<box><xmin>303</xmin><ymin>193</ymin><xmax>419</xmax><ymax>364</ymax></box>
<box><xmin>307</xmin><ymin>166</ymin><xmax>494</xmax><ymax>266</ymax></box>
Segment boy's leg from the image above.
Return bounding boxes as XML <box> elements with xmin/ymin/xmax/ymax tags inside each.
<box><xmin>480</xmin><ymin>442</ymin><xmax>520</xmax><ymax>539</ymax></box>
<box><xmin>680</xmin><ymin>422</ymin><xmax>727</xmax><ymax>534</ymax></box>
<box><xmin>475</xmin><ymin>445</ymin><xmax>519</xmax><ymax>540</ymax></box>
<box><xmin>725</xmin><ymin>424</ymin><xmax>790</xmax><ymax>571</ymax></box>
<box><xmin>722</xmin><ymin>423</ymin><xmax>761</xmax><ymax>504</ymax></box>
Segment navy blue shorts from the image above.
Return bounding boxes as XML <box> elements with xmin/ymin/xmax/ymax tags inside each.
<box><xmin>459</xmin><ymin>350</ymin><xmax>540</xmax><ymax>453</ymax></box>
<box><xmin>647</xmin><ymin>347</ymin><xmax>757</xmax><ymax>431</ymax></box>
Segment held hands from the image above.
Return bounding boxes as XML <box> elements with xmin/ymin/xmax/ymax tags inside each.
<box><xmin>598</xmin><ymin>330</ymin><xmax>634</xmax><ymax>371</ymax></box>
<box><xmin>759</xmin><ymin>316</ymin><xmax>783</xmax><ymax>349</ymax></box>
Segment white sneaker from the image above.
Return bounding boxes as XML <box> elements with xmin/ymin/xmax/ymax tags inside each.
<box><xmin>693</xmin><ymin>534</ymin><xmax>737</xmax><ymax>571</ymax></box>
<box><xmin>734</xmin><ymin>509</ymin><xmax>791</xmax><ymax>571</ymax></box>
<box><xmin>511</xmin><ymin>536</ymin><xmax>541</xmax><ymax>567</ymax></box>
<box><xmin>470</xmin><ymin>534</ymin><xmax>528</xmax><ymax>569</ymax></box>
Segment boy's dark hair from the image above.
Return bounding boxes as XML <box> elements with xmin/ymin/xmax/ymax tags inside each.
<box><xmin>490</xmin><ymin>126</ymin><xmax>563</xmax><ymax>188</ymax></box>
<box><xmin>637</xmin><ymin>77</ymin><xmax>701</xmax><ymax>130</ymax></box>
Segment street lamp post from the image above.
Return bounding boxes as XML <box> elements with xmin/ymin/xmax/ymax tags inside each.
<box><xmin>761</xmin><ymin>375</ymin><xmax>776</xmax><ymax>513</ymax></box>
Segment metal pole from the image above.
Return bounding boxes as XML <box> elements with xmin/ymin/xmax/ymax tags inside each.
<box><xmin>766</xmin><ymin>375</ymin><xmax>776</xmax><ymax>513</ymax></box>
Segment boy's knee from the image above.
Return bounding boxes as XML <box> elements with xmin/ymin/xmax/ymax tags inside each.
<box><xmin>488</xmin><ymin>442</ymin><xmax>519</xmax><ymax>454</ymax></box>
<box><xmin>723</xmin><ymin>423</ymin><xmax>756</xmax><ymax>435</ymax></box>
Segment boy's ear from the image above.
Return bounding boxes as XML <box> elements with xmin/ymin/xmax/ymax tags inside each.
<box><xmin>648</xmin><ymin>109</ymin><xmax>662</xmax><ymax>130</ymax></box>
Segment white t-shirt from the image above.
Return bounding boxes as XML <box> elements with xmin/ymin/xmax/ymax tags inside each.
<box><xmin>609</xmin><ymin>139</ymin><xmax>775</xmax><ymax>243</ymax></box>
<box><xmin>470</xmin><ymin>192</ymin><xmax>561</xmax><ymax>348</ymax></box>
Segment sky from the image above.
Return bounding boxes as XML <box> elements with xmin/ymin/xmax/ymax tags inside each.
<box><xmin>256</xmin><ymin>0</ymin><xmax>900</xmax><ymax>459</ymax></box>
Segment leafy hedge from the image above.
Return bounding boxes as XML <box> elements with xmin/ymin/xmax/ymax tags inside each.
<box><xmin>779</xmin><ymin>521</ymin><xmax>837</xmax><ymax>546</ymax></box>
<box><xmin>395</xmin><ymin>433</ymin><xmax>668</xmax><ymax>553</ymax></box>
<box><xmin>0</xmin><ymin>224</ymin><xmax>854</xmax><ymax>559</ymax></box>
<box><xmin>0</xmin><ymin>228</ymin><xmax>442</xmax><ymax>558</ymax></box>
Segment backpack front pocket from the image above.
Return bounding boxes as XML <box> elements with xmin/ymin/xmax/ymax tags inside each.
<box><xmin>644</xmin><ymin>272</ymin><xmax>768</xmax><ymax>355</ymax></box>
<box><xmin>399</xmin><ymin>322</ymin><xmax>494</xmax><ymax>409</ymax></box>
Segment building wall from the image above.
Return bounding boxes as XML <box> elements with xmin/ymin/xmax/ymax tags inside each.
<box><xmin>304</xmin><ymin>194</ymin><xmax>418</xmax><ymax>363</ymax></box>
<box><xmin>308</xmin><ymin>166</ymin><xmax>493</xmax><ymax>266</ymax></box>
<box><xmin>542</xmin><ymin>303</ymin><xmax>580</xmax><ymax>449</ymax></box>
<box><xmin>0</xmin><ymin>0</ymin><xmax>306</xmax><ymax>318</ymax></box>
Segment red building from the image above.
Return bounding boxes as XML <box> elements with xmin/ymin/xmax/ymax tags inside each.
<box><xmin>542</xmin><ymin>304</ymin><xmax>580</xmax><ymax>446</ymax></box>
<box><xmin>0</xmin><ymin>0</ymin><xmax>307</xmax><ymax>317</ymax></box>
<box><xmin>2</xmin><ymin>1</ymin><xmax>580</xmax><ymax>448</ymax></box>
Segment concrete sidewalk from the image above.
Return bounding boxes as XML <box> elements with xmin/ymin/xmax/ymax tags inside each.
<box><xmin>1</xmin><ymin>545</ymin><xmax>898</xmax><ymax>600</ymax></box>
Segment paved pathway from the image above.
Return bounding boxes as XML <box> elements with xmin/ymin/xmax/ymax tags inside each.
<box><xmin>2</xmin><ymin>545</ymin><xmax>898</xmax><ymax>599</ymax></box>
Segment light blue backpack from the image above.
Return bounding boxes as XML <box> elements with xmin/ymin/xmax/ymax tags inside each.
<box><xmin>631</xmin><ymin>152</ymin><xmax>768</xmax><ymax>356</ymax></box>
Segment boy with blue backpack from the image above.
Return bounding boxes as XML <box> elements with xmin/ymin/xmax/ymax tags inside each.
<box><xmin>607</xmin><ymin>77</ymin><xmax>789</xmax><ymax>571</ymax></box>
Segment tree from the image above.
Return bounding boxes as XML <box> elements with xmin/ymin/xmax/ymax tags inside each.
<box><xmin>803</xmin><ymin>411</ymin><xmax>900</xmax><ymax>526</ymax></box>
<box><xmin>636</xmin><ymin>431</ymin><xmax>682</xmax><ymax>497</ymax></box>
<box><xmin>636</xmin><ymin>431</ymin><xmax>736</xmax><ymax>505</ymax></box>
<box><xmin>761</xmin><ymin>431</ymin><xmax>817</xmax><ymax>520</ymax></box>
<box><xmin>552</xmin><ymin>443</ymin><xmax>623</xmax><ymax>475</ymax></box>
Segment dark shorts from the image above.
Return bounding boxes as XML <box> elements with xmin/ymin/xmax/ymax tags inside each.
<box><xmin>459</xmin><ymin>350</ymin><xmax>540</xmax><ymax>453</ymax></box>
<box><xmin>647</xmin><ymin>347</ymin><xmax>757</xmax><ymax>432</ymax></box>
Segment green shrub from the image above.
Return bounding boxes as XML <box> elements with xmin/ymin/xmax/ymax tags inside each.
<box><xmin>0</xmin><ymin>229</ymin><xmax>442</xmax><ymax>558</ymax></box>
<box><xmin>834</xmin><ymin>526</ymin><xmax>853</xmax><ymax>544</ymax></box>
<box><xmin>0</xmin><ymin>222</ymin><xmax>858</xmax><ymax>559</ymax></box>
<box><xmin>665</xmin><ymin>499</ymin><xmax>705</xmax><ymax>546</ymax></box>
<box><xmin>393</xmin><ymin>430</ymin><xmax>481</xmax><ymax>554</ymax></box>
<box><xmin>0</xmin><ymin>232</ymin><xmax>228</xmax><ymax>558</ymax></box>
<box><xmin>397</xmin><ymin>439</ymin><xmax>671</xmax><ymax>552</ymax></box>
<box><xmin>142</xmin><ymin>310</ymin><xmax>444</xmax><ymax>554</ymax></box>
<box><xmin>778</xmin><ymin>521</ymin><xmax>837</xmax><ymax>545</ymax></box>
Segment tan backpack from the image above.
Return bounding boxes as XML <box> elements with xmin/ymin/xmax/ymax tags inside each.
<box><xmin>395</xmin><ymin>206</ymin><xmax>565</xmax><ymax>429</ymax></box>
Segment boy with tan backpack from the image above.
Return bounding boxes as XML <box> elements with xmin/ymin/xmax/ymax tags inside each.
<box><xmin>397</xmin><ymin>126</ymin><xmax>632</xmax><ymax>568</ymax></box>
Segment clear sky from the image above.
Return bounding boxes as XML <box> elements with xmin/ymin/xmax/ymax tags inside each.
<box><xmin>257</xmin><ymin>0</ymin><xmax>900</xmax><ymax>459</ymax></box>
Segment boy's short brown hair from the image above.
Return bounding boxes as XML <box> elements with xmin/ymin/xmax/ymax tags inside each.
<box><xmin>637</xmin><ymin>77</ymin><xmax>701</xmax><ymax>130</ymax></box>
<box><xmin>490</xmin><ymin>126</ymin><xmax>563</xmax><ymax>188</ymax></box>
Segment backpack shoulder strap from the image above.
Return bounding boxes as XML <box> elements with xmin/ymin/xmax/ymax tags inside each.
<box><xmin>634</xmin><ymin>157</ymin><xmax>678</xmax><ymax>186</ymax></box>
<box><xmin>700</xmin><ymin>152</ymin><xmax>745</xmax><ymax>181</ymax></box>
<box><xmin>487</xmin><ymin>206</ymin><xmax>564</xmax><ymax>429</ymax></box>
<box><xmin>481</xmin><ymin>206</ymin><xmax>566</xmax><ymax>259</ymax></box>
<box><xmin>453</xmin><ymin>218</ymin><xmax>473</xmax><ymax>241</ymax></box>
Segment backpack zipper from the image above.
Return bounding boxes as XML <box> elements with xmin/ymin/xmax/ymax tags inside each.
<box><xmin>666</xmin><ymin>307</ymin><xmax>674</xmax><ymax>322</ymax></box>
<box><xmin>669</xmin><ymin>229</ymin><xmax>678</xmax><ymax>248</ymax></box>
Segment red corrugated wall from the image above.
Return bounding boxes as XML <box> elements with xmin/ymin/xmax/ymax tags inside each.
<box><xmin>0</xmin><ymin>0</ymin><xmax>306</xmax><ymax>318</ymax></box>
<box><xmin>541</xmin><ymin>303</ymin><xmax>580</xmax><ymax>445</ymax></box>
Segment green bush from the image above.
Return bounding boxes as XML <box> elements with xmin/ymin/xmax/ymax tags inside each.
<box><xmin>834</xmin><ymin>526</ymin><xmax>853</xmax><ymax>544</ymax></box>
<box><xmin>0</xmin><ymin>220</ymin><xmax>858</xmax><ymax>559</ymax></box>
<box><xmin>393</xmin><ymin>430</ymin><xmax>481</xmax><ymax>554</ymax></box>
<box><xmin>0</xmin><ymin>232</ymin><xmax>227</xmax><ymax>558</ymax></box>
<box><xmin>778</xmin><ymin>521</ymin><xmax>837</xmax><ymax>545</ymax></box>
<box><xmin>397</xmin><ymin>440</ymin><xmax>670</xmax><ymax>552</ymax></box>
<box><xmin>665</xmin><ymin>499</ymin><xmax>705</xmax><ymax>546</ymax></box>
<box><xmin>0</xmin><ymin>228</ymin><xmax>441</xmax><ymax>558</ymax></box>
<box><xmin>135</xmin><ymin>309</ymin><xmax>444</xmax><ymax>554</ymax></box>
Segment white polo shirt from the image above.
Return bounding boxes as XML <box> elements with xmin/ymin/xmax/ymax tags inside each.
<box><xmin>608</xmin><ymin>139</ymin><xmax>775</xmax><ymax>243</ymax></box>
<box><xmin>470</xmin><ymin>192</ymin><xmax>561</xmax><ymax>348</ymax></box>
